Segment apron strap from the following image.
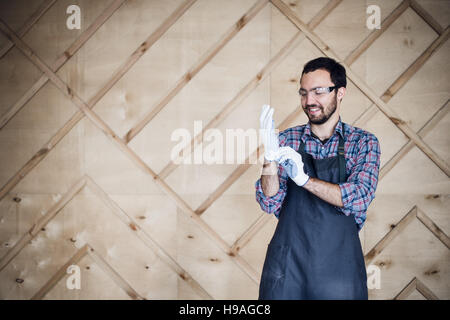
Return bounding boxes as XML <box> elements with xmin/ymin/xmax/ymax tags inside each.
<box><xmin>298</xmin><ymin>135</ymin><xmax>346</xmax><ymax>183</ymax></box>
<box><xmin>338</xmin><ymin>135</ymin><xmax>346</xmax><ymax>183</ymax></box>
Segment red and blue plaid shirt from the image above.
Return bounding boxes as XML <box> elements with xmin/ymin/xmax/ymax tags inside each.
<box><xmin>255</xmin><ymin>117</ymin><xmax>381</xmax><ymax>230</ymax></box>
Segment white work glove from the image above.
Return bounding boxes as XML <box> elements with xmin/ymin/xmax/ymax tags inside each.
<box><xmin>259</xmin><ymin>105</ymin><xmax>279</xmax><ymax>162</ymax></box>
<box><xmin>276</xmin><ymin>146</ymin><xmax>310</xmax><ymax>187</ymax></box>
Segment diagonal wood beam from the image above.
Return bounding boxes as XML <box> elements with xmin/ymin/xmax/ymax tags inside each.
<box><xmin>87</xmin><ymin>244</ymin><xmax>144</xmax><ymax>300</ymax></box>
<box><xmin>409</xmin><ymin>0</ymin><xmax>444</xmax><ymax>35</ymax></box>
<box><xmin>0</xmin><ymin>176</ymin><xmax>86</xmax><ymax>272</ymax></box>
<box><xmin>353</xmin><ymin>27</ymin><xmax>450</xmax><ymax>129</ymax></box>
<box><xmin>393</xmin><ymin>277</ymin><xmax>417</xmax><ymax>300</ymax></box>
<box><xmin>31</xmin><ymin>244</ymin><xmax>90</xmax><ymax>300</ymax></box>
<box><xmin>394</xmin><ymin>276</ymin><xmax>440</xmax><ymax>300</ymax></box>
<box><xmin>0</xmin><ymin>173</ymin><xmax>212</xmax><ymax>299</ymax></box>
<box><xmin>159</xmin><ymin>0</ymin><xmax>341</xmax><ymax>181</ymax></box>
<box><xmin>270</xmin><ymin>0</ymin><xmax>450</xmax><ymax>177</ymax></box>
<box><xmin>0</xmin><ymin>0</ymin><xmax>57</xmax><ymax>59</ymax></box>
<box><xmin>0</xmin><ymin>0</ymin><xmax>127</xmax><ymax>130</ymax></box>
<box><xmin>416</xmin><ymin>207</ymin><xmax>450</xmax><ymax>249</ymax></box>
<box><xmin>0</xmin><ymin>0</ymin><xmax>195</xmax><ymax>202</ymax></box>
<box><xmin>415</xmin><ymin>277</ymin><xmax>440</xmax><ymax>300</ymax></box>
<box><xmin>379</xmin><ymin>100</ymin><xmax>449</xmax><ymax>180</ymax></box>
<box><xmin>158</xmin><ymin>31</ymin><xmax>304</xmax><ymax>180</ymax></box>
<box><xmin>364</xmin><ymin>206</ymin><xmax>417</xmax><ymax>266</ymax></box>
<box><xmin>84</xmin><ymin>175</ymin><xmax>213</xmax><ymax>299</ymax></box>
<box><xmin>123</xmin><ymin>0</ymin><xmax>269</xmax><ymax>143</ymax></box>
<box><xmin>345</xmin><ymin>0</ymin><xmax>410</xmax><ymax>66</ymax></box>
<box><xmin>0</xmin><ymin>18</ymin><xmax>260</xmax><ymax>285</ymax></box>
<box><xmin>196</xmin><ymin>3</ymin><xmax>450</xmax><ymax>257</ymax></box>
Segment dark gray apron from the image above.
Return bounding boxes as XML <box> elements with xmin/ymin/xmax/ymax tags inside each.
<box><xmin>259</xmin><ymin>135</ymin><xmax>368</xmax><ymax>300</ymax></box>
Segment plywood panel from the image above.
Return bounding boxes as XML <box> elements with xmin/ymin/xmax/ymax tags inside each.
<box><xmin>0</xmin><ymin>0</ymin><xmax>448</xmax><ymax>300</ymax></box>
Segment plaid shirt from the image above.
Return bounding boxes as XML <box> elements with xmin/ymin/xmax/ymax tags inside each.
<box><xmin>255</xmin><ymin>117</ymin><xmax>381</xmax><ymax>230</ymax></box>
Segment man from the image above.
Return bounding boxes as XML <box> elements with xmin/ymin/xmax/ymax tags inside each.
<box><xmin>255</xmin><ymin>57</ymin><xmax>381</xmax><ymax>300</ymax></box>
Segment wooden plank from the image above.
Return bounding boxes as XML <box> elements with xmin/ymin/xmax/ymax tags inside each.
<box><xmin>270</xmin><ymin>0</ymin><xmax>450</xmax><ymax>177</ymax></box>
<box><xmin>159</xmin><ymin>0</ymin><xmax>338</xmax><ymax>180</ymax></box>
<box><xmin>89</xmin><ymin>0</ymin><xmax>198</xmax><ymax>123</ymax></box>
<box><xmin>415</xmin><ymin>277</ymin><xmax>440</xmax><ymax>300</ymax></box>
<box><xmin>0</xmin><ymin>0</ymin><xmax>126</xmax><ymax>130</ymax></box>
<box><xmin>123</xmin><ymin>0</ymin><xmax>269</xmax><ymax>143</ymax></box>
<box><xmin>87</xmin><ymin>245</ymin><xmax>144</xmax><ymax>300</ymax></box>
<box><xmin>0</xmin><ymin>18</ymin><xmax>262</xmax><ymax>284</ymax></box>
<box><xmin>393</xmin><ymin>277</ymin><xmax>417</xmax><ymax>300</ymax></box>
<box><xmin>0</xmin><ymin>0</ymin><xmax>193</xmax><ymax>201</ymax></box>
<box><xmin>195</xmin><ymin>106</ymin><xmax>303</xmax><ymax>215</ymax></box>
<box><xmin>307</xmin><ymin>0</ymin><xmax>342</xmax><ymax>30</ymax></box>
<box><xmin>159</xmin><ymin>31</ymin><xmax>304</xmax><ymax>180</ymax></box>
<box><xmin>84</xmin><ymin>175</ymin><xmax>213</xmax><ymax>299</ymax></box>
<box><xmin>379</xmin><ymin>100</ymin><xmax>449</xmax><ymax>180</ymax></box>
<box><xmin>365</xmin><ymin>206</ymin><xmax>417</xmax><ymax>266</ymax></box>
<box><xmin>381</xmin><ymin>27</ymin><xmax>450</xmax><ymax>102</ymax></box>
<box><xmin>410</xmin><ymin>0</ymin><xmax>444</xmax><ymax>35</ymax></box>
<box><xmin>0</xmin><ymin>176</ymin><xmax>86</xmax><ymax>272</ymax></box>
<box><xmin>0</xmin><ymin>0</ymin><xmax>57</xmax><ymax>59</ymax></box>
<box><xmin>344</xmin><ymin>0</ymin><xmax>411</xmax><ymax>66</ymax></box>
<box><xmin>416</xmin><ymin>207</ymin><xmax>450</xmax><ymax>250</ymax></box>
<box><xmin>31</xmin><ymin>245</ymin><xmax>89</xmax><ymax>300</ymax></box>
<box><xmin>230</xmin><ymin>214</ymin><xmax>272</xmax><ymax>255</ymax></box>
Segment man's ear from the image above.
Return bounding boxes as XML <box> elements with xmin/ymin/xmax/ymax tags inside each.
<box><xmin>337</xmin><ymin>87</ymin><xmax>346</xmax><ymax>102</ymax></box>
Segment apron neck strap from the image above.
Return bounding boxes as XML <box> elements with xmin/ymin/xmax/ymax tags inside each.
<box><xmin>299</xmin><ymin>135</ymin><xmax>346</xmax><ymax>183</ymax></box>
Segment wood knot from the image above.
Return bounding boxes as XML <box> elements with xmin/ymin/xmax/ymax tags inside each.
<box><xmin>140</xmin><ymin>41</ymin><xmax>148</xmax><ymax>53</ymax></box>
<box><xmin>179</xmin><ymin>272</ymin><xmax>188</xmax><ymax>280</ymax></box>
<box><xmin>15</xmin><ymin>278</ymin><xmax>24</xmax><ymax>284</ymax></box>
<box><xmin>209</xmin><ymin>257</ymin><xmax>220</xmax><ymax>263</ymax></box>
<box><xmin>64</xmin><ymin>51</ymin><xmax>72</xmax><ymax>59</ymax></box>
<box><xmin>236</xmin><ymin>16</ymin><xmax>247</xmax><ymax>30</ymax></box>
<box><xmin>129</xmin><ymin>223</ymin><xmax>138</xmax><ymax>231</ymax></box>
<box><xmin>390</xmin><ymin>224</ymin><xmax>396</xmax><ymax>229</ymax></box>
<box><xmin>185</xmin><ymin>72</ymin><xmax>192</xmax><ymax>82</ymax></box>
<box><xmin>424</xmin><ymin>269</ymin><xmax>439</xmax><ymax>276</ymax></box>
<box><xmin>256</xmin><ymin>73</ymin><xmax>262</xmax><ymax>81</ymax></box>
<box><xmin>13</xmin><ymin>196</ymin><xmax>21</xmax><ymax>203</ymax></box>
<box><xmin>187</xmin><ymin>234</ymin><xmax>194</xmax><ymax>239</ymax></box>
<box><xmin>390</xmin><ymin>117</ymin><xmax>405</xmax><ymax>126</ymax></box>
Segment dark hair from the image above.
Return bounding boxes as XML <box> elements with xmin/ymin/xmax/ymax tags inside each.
<box><xmin>301</xmin><ymin>57</ymin><xmax>347</xmax><ymax>88</ymax></box>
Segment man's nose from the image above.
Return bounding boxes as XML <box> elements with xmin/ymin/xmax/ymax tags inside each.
<box><xmin>304</xmin><ymin>91</ymin><xmax>316</xmax><ymax>106</ymax></box>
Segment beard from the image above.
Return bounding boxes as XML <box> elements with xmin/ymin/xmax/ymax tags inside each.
<box><xmin>303</xmin><ymin>94</ymin><xmax>338</xmax><ymax>125</ymax></box>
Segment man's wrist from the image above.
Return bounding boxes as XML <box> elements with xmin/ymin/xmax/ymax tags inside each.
<box><xmin>262</xmin><ymin>160</ymin><xmax>277</xmax><ymax>175</ymax></box>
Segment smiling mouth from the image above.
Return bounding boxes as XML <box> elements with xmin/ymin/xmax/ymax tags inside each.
<box><xmin>307</xmin><ymin>107</ymin><xmax>322</xmax><ymax>115</ymax></box>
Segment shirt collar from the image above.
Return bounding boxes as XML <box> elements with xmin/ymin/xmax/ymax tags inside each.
<box><xmin>302</xmin><ymin>117</ymin><xmax>344</xmax><ymax>142</ymax></box>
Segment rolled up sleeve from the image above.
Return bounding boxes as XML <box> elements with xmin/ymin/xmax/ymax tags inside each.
<box><xmin>255</xmin><ymin>164</ymin><xmax>288</xmax><ymax>218</ymax></box>
<box><xmin>338</xmin><ymin>133</ymin><xmax>381</xmax><ymax>228</ymax></box>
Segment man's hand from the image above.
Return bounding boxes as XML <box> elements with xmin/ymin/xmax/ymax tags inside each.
<box><xmin>277</xmin><ymin>146</ymin><xmax>310</xmax><ymax>187</ymax></box>
<box><xmin>260</xmin><ymin>105</ymin><xmax>279</xmax><ymax>162</ymax></box>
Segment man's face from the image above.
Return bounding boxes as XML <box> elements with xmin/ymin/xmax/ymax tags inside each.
<box><xmin>299</xmin><ymin>69</ymin><xmax>339</xmax><ymax>125</ymax></box>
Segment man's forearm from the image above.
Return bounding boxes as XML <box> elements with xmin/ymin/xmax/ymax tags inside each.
<box><xmin>302</xmin><ymin>177</ymin><xmax>343</xmax><ymax>207</ymax></box>
<box><xmin>261</xmin><ymin>161</ymin><xmax>279</xmax><ymax>197</ymax></box>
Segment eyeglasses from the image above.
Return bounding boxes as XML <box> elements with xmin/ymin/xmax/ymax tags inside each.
<box><xmin>298</xmin><ymin>86</ymin><xmax>337</xmax><ymax>98</ymax></box>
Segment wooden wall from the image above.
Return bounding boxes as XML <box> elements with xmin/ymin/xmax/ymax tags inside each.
<box><xmin>0</xmin><ymin>0</ymin><xmax>448</xmax><ymax>299</ymax></box>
